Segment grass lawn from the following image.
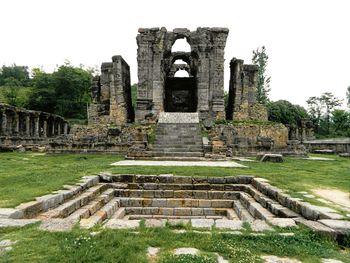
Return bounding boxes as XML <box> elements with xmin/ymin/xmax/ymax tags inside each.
<box><xmin>0</xmin><ymin>152</ymin><xmax>350</xmax><ymax>262</ymax></box>
<box><xmin>0</xmin><ymin>152</ymin><xmax>349</xmax><ymax>208</ymax></box>
<box><xmin>0</xmin><ymin>223</ymin><xmax>349</xmax><ymax>263</ymax></box>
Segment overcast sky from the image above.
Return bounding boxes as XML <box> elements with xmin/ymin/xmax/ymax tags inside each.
<box><xmin>1</xmin><ymin>0</ymin><xmax>349</xmax><ymax>108</ymax></box>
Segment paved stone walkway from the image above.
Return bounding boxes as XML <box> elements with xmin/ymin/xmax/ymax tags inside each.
<box><xmin>111</xmin><ymin>160</ymin><xmax>247</xmax><ymax>168</ymax></box>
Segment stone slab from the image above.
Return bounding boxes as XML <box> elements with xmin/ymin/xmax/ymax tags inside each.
<box><xmin>268</xmin><ymin>218</ymin><xmax>297</xmax><ymax>228</ymax></box>
<box><xmin>191</xmin><ymin>219</ymin><xmax>214</xmax><ymax>229</ymax></box>
<box><xmin>318</xmin><ymin>219</ymin><xmax>350</xmax><ymax>232</ymax></box>
<box><xmin>105</xmin><ymin>219</ymin><xmax>140</xmax><ymax>229</ymax></box>
<box><xmin>215</xmin><ymin>219</ymin><xmax>243</xmax><ymax>230</ymax></box>
<box><xmin>39</xmin><ymin>219</ymin><xmax>75</xmax><ymax>232</ymax></box>
<box><xmin>262</xmin><ymin>255</ymin><xmax>301</xmax><ymax>263</ymax></box>
<box><xmin>158</xmin><ymin>112</ymin><xmax>199</xmax><ymax>124</ymax></box>
<box><xmin>250</xmin><ymin>220</ymin><xmax>273</xmax><ymax>232</ymax></box>
<box><xmin>0</xmin><ymin>219</ymin><xmax>40</xmax><ymax>228</ymax></box>
<box><xmin>111</xmin><ymin>160</ymin><xmax>247</xmax><ymax>168</ymax></box>
<box><xmin>174</xmin><ymin>247</ymin><xmax>199</xmax><ymax>255</ymax></box>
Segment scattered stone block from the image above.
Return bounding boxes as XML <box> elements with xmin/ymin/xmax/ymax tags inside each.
<box><xmin>321</xmin><ymin>259</ymin><xmax>344</xmax><ymax>263</ymax></box>
<box><xmin>147</xmin><ymin>247</ymin><xmax>159</xmax><ymax>259</ymax></box>
<box><xmin>174</xmin><ymin>247</ymin><xmax>199</xmax><ymax>256</ymax></box>
<box><xmin>258</xmin><ymin>154</ymin><xmax>284</xmax><ymax>163</ymax></box>
<box><xmin>261</xmin><ymin>255</ymin><xmax>301</xmax><ymax>263</ymax></box>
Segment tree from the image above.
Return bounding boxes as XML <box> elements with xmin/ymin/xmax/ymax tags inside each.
<box><xmin>0</xmin><ymin>64</ymin><xmax>31</xmax><ymax>87</ymax></box>
<box><xmin>347</xmin><ymin>86</ymin><xmax>350</xmax><ymax>109</ymax></box>
<box><xmin>2</xmin><ymin>77</ymin><xmax>20</xmax><ymax>106</ymax></box>
<box><xmin>252</xmin><ymin>46</ymin><xmax>271</xmax><ymax>105</ymax></box>
<box><xmin>319</xmin><ymin>92</ymin><xmax>342</xmax><ymax>134</ymax></box>
<box><xmin>331</xmin><ymin>109</ymin><xmax>350</xmax><ymax>137</ymax></box>
<box><xmin>28</xmin><ymin>64</ymin><xmax>92</xmax><ymax>119</ymax></box>
<box><xmin>267</xmin><ymin>100</ymin><xmax>308</xmax><ymax>125</ymax></box>
<box><xmin>307</xmin><ymin>92</ymin><xmax>342</xmax><ymax>136</ymax></box>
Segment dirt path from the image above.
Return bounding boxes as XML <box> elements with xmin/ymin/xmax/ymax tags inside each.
<box><xmin>313</xmin><ymin>189</ymin><xmax>350</xmax><ymax>212</ymax></box>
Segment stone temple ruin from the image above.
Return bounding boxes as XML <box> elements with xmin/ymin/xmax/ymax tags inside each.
<box><xmin>1</xmin><ymin>27</ymin><xmax>315</xmax><ymax>156</ymax></box>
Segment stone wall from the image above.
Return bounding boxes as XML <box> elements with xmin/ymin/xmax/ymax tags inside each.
<box><xmin>49</xmin><ymin>124</ymin><xmax>154</xmax><ymax>155</ymax></box>
<box><xmin>136</xmin><ymin>27</ymin><xmax>229</xmax><ymax>122</ymax></box>
<box><xmin>88</xmin><ymin>56</ymin><xmax>134</xmax><ymax>126</ymax></box>
<box><xmin>303</xmin><ymin>138</ymin><xmax>350</xmax><ymax>154</ymax></box>
<box><xmin>226</xmin><ymin>58</ymin><xmax>268</xmax><ymax>122</ymax></box>
<box><xmin>205</xmin><ymin>122</ymin><xmax>288</xmax><ymax>156</ymax></box>
<box><xmin>0</xmin><ymin>103</ymin><xmax>69</xmax><ymax>150</ymax></box>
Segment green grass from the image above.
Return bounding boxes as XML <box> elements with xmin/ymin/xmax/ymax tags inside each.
<box><xmin>0</xmin><ymin>152</ymin><xmax>349</xmax><ymax>208</ymax></box>
<box><xmin>0</xmin><ymin>224</ymin><xmax>349</xmax><ymax>263</ymax></box>
<box><xmin>0</xmin><ymin>152</ymin><xmax>350</xmax><ymax>262</ymax></box>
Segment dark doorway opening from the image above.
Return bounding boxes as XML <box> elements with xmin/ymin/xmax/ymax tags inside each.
<box><xmin>164</xmin><ymin>77</ymin><xmax>197</xmax><ymax>112</ymax></box>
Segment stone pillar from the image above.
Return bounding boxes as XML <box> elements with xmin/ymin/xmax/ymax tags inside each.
<box><xmin>42</xmin><ymin>119</ymin><xmax>47</xmax><ymax>138</ymax></box>
<box><xmin>57</xmin><ymin>121</ymin><xmax>61</xmax><ymax>136</ymax></box>
<box><xmin>34</xmin><ymin>115</ymin><xmax>39</xmax><ymax>137</ymax></box>
<box><xmin>63</xmin><ymin>122</ymin><xmax>68</xmax><ymax>135</ymax></box>
<box><xmin>1</xmin><ymin>111</ymin><xmax>7</xmax><ymax>135</ymax></box>
<box><xmin>25</xmin><ymin>115</ymin><xmax>30</xmax><ymax>136</ymax></box>
<box><xmin>51</xmin><ymin>120</ymin><xmax>55</xmax><ymax>136</ymax></box>
<box><xmin>14</xmin><ymin>112</ymin><xmax>19</xmax><ymax>134</ymax></box>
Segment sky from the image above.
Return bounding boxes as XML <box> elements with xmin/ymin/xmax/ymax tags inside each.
<box><xmin>1</xmin><ymin>0</ymin><xmax>349</xmax><ymax>108</ymax></box>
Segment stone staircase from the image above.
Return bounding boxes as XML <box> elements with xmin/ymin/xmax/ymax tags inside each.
<box><xmin>2</xmin><ymin>173</ymin><xmax>349</xmax><ymax>242</ymax></box>
<box><xmin>152</xmin><ymin>112</ymin><xmax>204</xmax><ymax>158</ymax></box>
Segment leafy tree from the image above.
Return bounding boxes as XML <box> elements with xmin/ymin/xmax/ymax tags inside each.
<box><xmin>331</xmin><ymin>109</ymin><xmax>350</xmax><ymax>137</ymax></box>
<box><xmin>267</xmin><ymin>100</ymin><xmax>309</xmax><ymax>125</ymax></box>
<box><xmin>2</xmin><ymin>77</ymin><xmax>20</xmax><ymax>106</ymax></box>
<box><xmin>28</xmin><ymin>64</ymin><xmax>92</xmax><ymax>119</ymax></box>
<box><xmin>252</xmin><ymin>46</ymin><xmax>271</xmax><ymax>104</ymax></box>
<box><xmin>347</xmin><ymin>86</ymin><xmax>350</xmax><ymax>108</ymax></box>
<box><xmin>307</xmin><ymin>92</ymin><xmax>342</xmax><ymax>135</ymax></box>
<box><xmin>27</xmin><ymin>68</ymin><xmax>56</xmax><ymax>113</ymax></box>
<box><xmin>0</xmin><ymin>64</ymin><xmax>31</xmax><ymax>87</ymax></box>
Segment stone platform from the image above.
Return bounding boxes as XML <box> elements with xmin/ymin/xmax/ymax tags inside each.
<box><xmin>111</xmin><ymin>160</ymin><xmax>247</xmax><ymax>168</ymax></box>
<box><xmin>0</xmin><ymin>173</ymin><xmax>349</xmax><ymax>244</ymax></box>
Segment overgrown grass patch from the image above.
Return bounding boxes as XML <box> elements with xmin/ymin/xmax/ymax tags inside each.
<box><xmin>0</xmin><ymin>225</ymin><xmax>349</xmax><ymax>263</ymax></box>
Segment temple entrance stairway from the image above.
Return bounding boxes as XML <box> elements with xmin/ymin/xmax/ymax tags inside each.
<box><xmin>152</xmin><ymin>112</ymin><xmax>204</xmax><ymax>158</ymax></box>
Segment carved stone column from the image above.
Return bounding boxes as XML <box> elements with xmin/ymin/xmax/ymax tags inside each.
<box><xmin>34</xmin><ymin>115</ymin><xmax>39</xmax><ymax>137</ymax></box>
<box><xmin>1</xmin><ymin>111</ymin><xmax>7</xmax><ymax>135</ymax></box>
<box><xmin>51</xmin><ymin>119</ymin><xmax>55</xmax><ymax>136</ymax></box>
<box><xmin>25</xmin><ymin>115</ymin><xmax>30</xmax><ymax>136</ymax></box>
<box><xmin>42</xmin><ymin>118</ymin><xmax>47</xmax><ymax>138</ymax></box>
<box><xmin>57</xmin><ymin>121</ymin><xmax>61</xmax><ymax>135</ymax></box>
<box><xmin>14</xmin><ymin>112</ymin><xmax>20</xmax><ymax>135</ymax></box>
<box><xmin>63</xmin><ymin>122</ymin><xmax>68</xmax><ymax>135</ymax></box>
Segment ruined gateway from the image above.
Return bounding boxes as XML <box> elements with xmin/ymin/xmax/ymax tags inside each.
<box><xmin>88</xmin><ymin>27</ymin><xmax>266</xmax><ymax>125</ymax></box>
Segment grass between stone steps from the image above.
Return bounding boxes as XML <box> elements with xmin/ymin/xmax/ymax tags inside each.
<box><xmin>0</xmin><ymin>224</ymin><xmax>349</xmax><ymax>263</ymax></box>
<box><xmin>0</xmin><ymin>152</ymin><xmax>349</xmax><ymax>208</ymax></box>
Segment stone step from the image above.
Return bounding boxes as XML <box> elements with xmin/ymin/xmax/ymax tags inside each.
<box><xmin>38</xmin><ymin>184</ymin><xmax>110</xmax><ymax>219</ymax></box>
<box><xmin>67</xmin><ymin>188</ymin><xmax>116</xmax><ymax>221</ymax></box>
<box><xmin>118</xmin><ymin>197</ymin><xmax>234</xmax><ymax>208</ymax></box>
<box><xmin>233</xmin><ymin>200</ymin><xmax>255</xmax><ymax>222</ymax></box>
<box><xmin>152</xmin><ymin>151</ymin><xmax>203</xmax><ymax>157</ymax></box>
<box><xmin>80</xmin><ymin>198</ymin><xmax>120</xmax><ymax>229</ymax></box>
<box><xmin>125</xmin><ymin>214</ymin><xmax>226</xmax><ymax>220</ymax></box>
<box><xmin>246</xmin><ymin>186</ymin><xmax>300</xmax><ymax>218</ymax></box>
<box><xmin>123</xmin><ymin>206</ymin><xmax>230</xmax><ymax>217</ymax></box>
<box><xmin>153</xmin><ymin>148</ymin><xmax>204</xmax><ymax>153</ymax></box>
<box><xmin>115</xmin><ymin>189</ymin><xmax>242</xmax><ymax>199</ymax></box>
<box><xmin>239</xmin><ymin>192</ymin><xmax>276</xmax><ymax>220</ymax></box>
